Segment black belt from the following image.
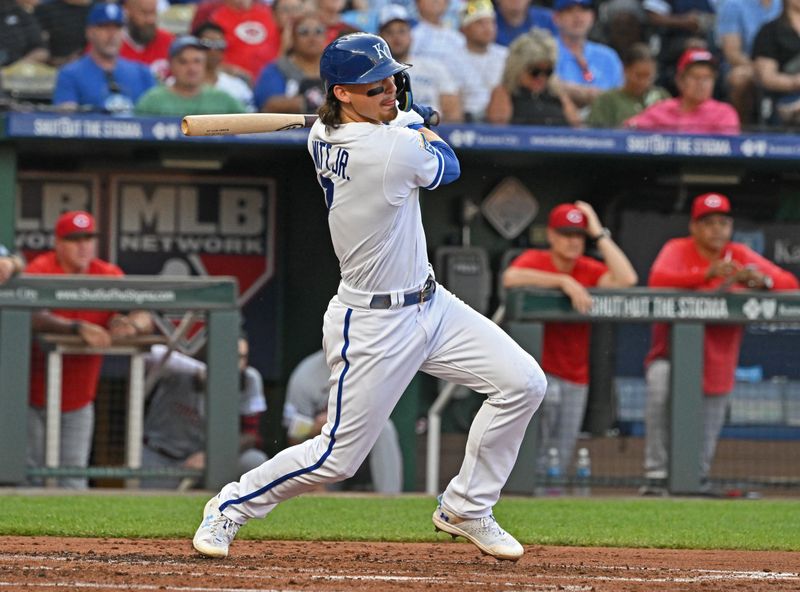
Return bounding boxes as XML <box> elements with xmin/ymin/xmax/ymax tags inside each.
<box><xmin>369</xmin><ymin>277</ymin><xmax>436</xmax><ymax>309</ymax></box>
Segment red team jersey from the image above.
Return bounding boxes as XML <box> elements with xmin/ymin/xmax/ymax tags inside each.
<box><xmin>26</xmin><ymin>253</ymin><xmax>125</xmax><ymax>412</ymax></box>
<box><xmin>510</xmin><ymin>249</ymin><xmax>607</xmax><ymax>385</ymax></box>
<box><xmin>120</xmin><ymin>29</ymin><xmax>174</xmax><ymax>80</ymax></box>
<box><xmin>644</xmin><ymin>237</ymin><xmax>799</xmax><ymax>394</ymax></box>
<box><xmin>211</xmin><ymin>3</ymin><xmax>281</xmax><ymax>81</ymax></box>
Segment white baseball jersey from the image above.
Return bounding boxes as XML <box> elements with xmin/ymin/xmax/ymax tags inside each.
<box><xmin>213</xmin><ymin>109</ymin><xmax>546</xmax><ymax>526</ymax></box>
<box><xmin>309</xmin><ymin>113</ymin><xmax>443</xmax><ymax>292</ymax></box>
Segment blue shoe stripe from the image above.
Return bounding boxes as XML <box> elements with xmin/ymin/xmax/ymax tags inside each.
<box><xmin>220</xmin><ymin>308</ymin><xmax>353</xmax><ymax>513</ymax></box>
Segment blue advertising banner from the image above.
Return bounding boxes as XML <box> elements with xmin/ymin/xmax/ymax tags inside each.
<box><xmin>5</xmin><ymin>112</ymin><xmax>799</xmax><ymax>160</ymax></box>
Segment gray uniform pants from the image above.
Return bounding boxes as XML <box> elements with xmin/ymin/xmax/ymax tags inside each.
<box><xmin>536</xmin><ymin>373</ymin><xmax>589</xmax><ymax>475</ymax></box>
<box><xmin>644</xmin><ymin>359</ymin><xmax>729</xmax><ymax>480</ymax></box>
<box><xmin>27</xmin><ymin>403</ymin><xmax>94</xmax><ymax>489</ymax></box>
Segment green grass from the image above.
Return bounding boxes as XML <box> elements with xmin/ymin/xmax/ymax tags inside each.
<box><xmin>1</xmin><ymin>493</ymin><xmax>798</xmax><ymax>551</ymax></box>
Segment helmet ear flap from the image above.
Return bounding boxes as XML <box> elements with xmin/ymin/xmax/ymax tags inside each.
<box><xmin>394</xmin><ymin>71</ymin><xmax>413</xmax><ymax>112</ymax></box>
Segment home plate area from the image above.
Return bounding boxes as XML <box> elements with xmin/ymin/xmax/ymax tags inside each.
<box><xmin>1</xmin><ymin>537</ymin><xmax>798</xmax><ymax>591</ymax></box>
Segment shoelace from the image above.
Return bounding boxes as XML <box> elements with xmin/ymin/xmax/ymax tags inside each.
<box><xmin>208</xmin><ymin>513</ymin><xmax>240</xmax><ymax>543</ymax></box>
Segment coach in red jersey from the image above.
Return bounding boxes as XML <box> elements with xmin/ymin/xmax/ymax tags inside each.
<box><xmin>642</xmin><ymin>193</ymin><xmax>798</xmax><ymax>494</ymax></box>
<box><xmin>25</xmin><ymin>211</ymin><xmax>153</xmax><ymax>488</ymax></box>
<box><xmin>503</xmin><ymin>201</ymin><xmax>638</xmax><ymax>479</ymax></box>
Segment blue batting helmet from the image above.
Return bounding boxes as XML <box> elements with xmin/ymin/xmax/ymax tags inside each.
<box><xmin>320</xmin><ymin>33</ymin><xmax>409</xmax><ymax>90</ymax></box>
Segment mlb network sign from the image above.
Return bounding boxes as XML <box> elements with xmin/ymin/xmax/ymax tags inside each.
<box><xmin>15</xmin><ymin>172</ymin><xmax>100</xmax><ymax>254</ymax></box>
<box><xmin>109</xmin><ymin>175</ymin><xmax>276</xmax><ymax>305</ymax></box>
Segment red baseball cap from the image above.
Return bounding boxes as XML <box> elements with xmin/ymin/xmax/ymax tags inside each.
<box><xmin>677</xmin><ymin>48</ymin><xmax>716</xmax><ymax>75</ymax></box>
<box><xmin>55</xmin><ymin>211</ymin><xmax>98</xmax><ymax>239</ymax></box>
<box><xmin>548</xmin><ymin>203</ymin><xmax>588</xmax><ymax>233</ymax></box>
<box><xmin>691</xmin><ymin>193</ymin><xmax>731</xmax><ymax>220</ymax></box>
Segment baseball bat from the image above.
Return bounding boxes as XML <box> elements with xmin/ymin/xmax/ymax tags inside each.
<box><xmin>181</xmin><ymin>113</ymin><xmax>319</xmax><ymax>136</ymax></box>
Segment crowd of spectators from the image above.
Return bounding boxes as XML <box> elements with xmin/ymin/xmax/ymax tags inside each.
<box><xmin>3</xmin><ymin>0</ymin><xmax>800</xmax><ymax>130</ymax></box>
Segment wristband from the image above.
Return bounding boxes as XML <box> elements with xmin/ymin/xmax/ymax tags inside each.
<box><xmin>70</xmin><ymin>320</ymin><xmax>82</xmax><ymax>335</ymax></box>
<box><xmin>592</xmin><ymin>227</ymin><xmax>611</xmax><ymax>241</ymax></box>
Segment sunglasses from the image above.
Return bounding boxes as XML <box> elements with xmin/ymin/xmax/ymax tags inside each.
<box><xmin>200</xmin><ymin>38</ymin><xmax>227</xmax><ymax>50</ymax></box>
<box><xmin>528</xmin><ymin>66</ymin><xmax>553</xmax><ymax>78</ymax></box>
<box><xmin>296</xmin><ymin>25</ymin><xmax>326</xmax><ymax>36</ymax></box>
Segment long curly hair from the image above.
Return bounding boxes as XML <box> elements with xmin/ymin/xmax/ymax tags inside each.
<box><xmin>501</xmin><ymin>28</ymin><xmax>560</xmax><ymax>94</ymax></box>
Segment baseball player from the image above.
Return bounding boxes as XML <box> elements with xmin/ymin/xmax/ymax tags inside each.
<box><xmin>193</xmin><ymin>32</ymin><xmax>547</xmax><ymax>561</ymax></box>
<box><xmin>283</xmin><ymin>349</ymin><xmax>403</xmax><ymax>494</ymax></box>
<box><xmin>141</xmin><ymin>341</ymin><xmax>268</xmax><ymax>489</ymax></box>
<box><xmin>503</xmin><ymin>202</ymin><xmax>637</xmax><ymax>479</ymax></box>
<box><xmin>642</xmin><ymin>193</ymin><xmax>799</xmax><ymax>494</ymax></box>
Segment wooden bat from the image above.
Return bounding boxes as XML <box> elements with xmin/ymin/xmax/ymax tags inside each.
<box><xmin>181</xmin><ymin>113</ymin><xmax>318</xmax><ymax>136</ymax></box>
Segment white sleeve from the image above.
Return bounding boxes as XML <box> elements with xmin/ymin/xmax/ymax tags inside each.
<box><xmin>240</xmin><ymin>366</ymin><xmax>267</xmax><ymax>415</ymax></box>
<box><xmin>146</xmin><ymin>344</ymin><xmax>205</xmax><ymax>376</ymax></box>
<box><xmin>383</xmin><ymin>128</ymin><xmax>445</xmax><ymax>205</ymax></box>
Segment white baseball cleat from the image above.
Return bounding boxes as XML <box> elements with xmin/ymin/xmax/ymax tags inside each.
<box><xmin>192</xmin><ymin>495</ymin><xmax>242</xmax><ymax>558</ymax></box>
<box><xmin>432</xmin><ymin>505</ymin><xmax>524</xmax><ymax>561</ymax></box>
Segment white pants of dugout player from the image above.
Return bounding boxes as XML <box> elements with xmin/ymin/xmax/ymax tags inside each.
<box><xmin>217</xmin><ymin>284</ymin><xmax>546</xmax><ymax>524</ymax></box>
<box><xmin>644</xmin><ymin>359</ymin><xmax>729</xmax><ymax>482</ymax></box>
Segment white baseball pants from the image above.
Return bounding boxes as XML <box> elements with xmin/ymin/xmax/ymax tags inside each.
<box><xmin>218</xmin><ymin>284</ymin><xmax>546</xmax><ymax>524</ymax></box>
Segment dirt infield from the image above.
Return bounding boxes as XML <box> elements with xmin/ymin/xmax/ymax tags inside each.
<box><xmin>2</xmin><ymin>536</ymin><xmax>798</xmax><ymax>591</ymax></box>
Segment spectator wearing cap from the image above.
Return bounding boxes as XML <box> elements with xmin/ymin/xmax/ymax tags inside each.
<box><xmin>752</xmin><ymin>0</ymin><xmax>800</xmax><ymax>125</ymax></box>
<box><xmin>643</xmin><ymin>0</ymin><xmax>716</xmax><ymax>94</ymax></box>
<box><xmin>193</xmin><ymin>21</ymin><xmax>256</xmax><ymax>111</ymax></box>
<box><xmin>0</xmin><ymin>0</ymin><xmax>48</xmax><ymax>68</ymax></box>
<box><xmin>587</xmin><ymin>42</ymin><xmax>670</xmax><ymax>128</ymax></box>
<box><xmin>120</xmin><ymin>0</ymin><xmax>175</xmax><ymax>82</ymax></box>
<box><xmin>715</xmin><ymin>0</ymin><xmax>781</xmax><ymax>125</ymax></box>
<box><xmin>486</xmin><ymin>28</ymin><xmax>580</xmax><ymax>126</ymax></box>
<box><xmin>642</xmin><ymin>193</ymin><xmax>798</xmax><ymax>495</ymax></box>
<box><xmin>25</xmin><ymin>210</ymin><xmax>154</xmax><ymax>489</ymax></box>
<box><xmin>457</xmin><ymin>0</ymin><xmax>509</xmax><ymax>122</ymax></box>
<box><xmin>494</xmin><ymin>0</ymin><xmax>557</xmax><ymax>47</ymax></box>
<box><xmin>34</xmin><ymin>0</ymin><xmax>93</xmax><ymax>68</ymax></box>
<box><xmin>553</xmin><ymin>0</ymin><xmax>624</xmax><ymax>110</ymax></box>
<box><xmin>624</xmin><ymin>48</ymin><xmax>741</xmax><ymax>133</ymax></box>
<box><xmin>377</xmin><ymin>3</ymin><xmax>463</xmax><ymax>122</ymax></box>
<box><xmin>503</xmin><ymin>201</ymin><xmax>637</xmax><ymax>478</ymax></box>
<box><xmin>135</xmin><ymin>35</ymin><xmax>246</xmax><ymax>115</ymax></box>
<box><xmin>252</xmin><ymin>11</ymin><xmax>327</xmax><ymax>113</ymax></box>
<box><xmin>209</xmin><ymin>0</ymin><xmax>281</xmax><ymax>86</ymax></box>
<box><xmin>52</xmin><ymin>2</ymin><xmax>155</xmax><ymax>114</ymax></box>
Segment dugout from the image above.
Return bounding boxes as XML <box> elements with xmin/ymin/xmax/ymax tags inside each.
<box><xmin>1</xmin><ymin>113</ymin><xmax>799</xmax><ymax>493</ymax></box>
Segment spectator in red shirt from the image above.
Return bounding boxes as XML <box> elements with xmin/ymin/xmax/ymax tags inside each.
<box><xmin>25</xmin><ymin>211</ymin><xmax>153</xmax><ymax>489</ymax></box>
<box><xmin>503</xmin><ymin>202</ymin><xmax>637</xmax><ymax>477</ymax></box>
<box><xmin>642</xmin><ymin>193</ymin><xmax>799</xmax><ymax>494</ymax></box>
<box><xmin>120</xmin><ymin>0</ymin><xmax>174</xmax><ymax>81</ymax></box>
<box><xmin>211</xmin><ymin>0</ymin><xmax>281</xmax><ymax>85</ymax></box>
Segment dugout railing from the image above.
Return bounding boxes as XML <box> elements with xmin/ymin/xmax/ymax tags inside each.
<box><xmin>0</xmin><ymin>275</ymin><xmax>241</xmax><ymax>490</ymax></box>
<box><xmin>492</xmin><ymin>287</ymin><xmax>800</xmax><ymax>496</ymax></box>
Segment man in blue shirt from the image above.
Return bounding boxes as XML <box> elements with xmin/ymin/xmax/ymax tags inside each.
<box><xmin>553</xmin><ymin>0</ymin><xmax>623</xmax><ymax>111</ymax></box>
<box><xmin>53</xmin><ymin>2</ymin><xmax>155</xmax><ymax>114</ymax></box>
<box><xmin>495</xmin><ymin>0</ymin><xmax>557</xmax><ymax>47</ymax></box>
